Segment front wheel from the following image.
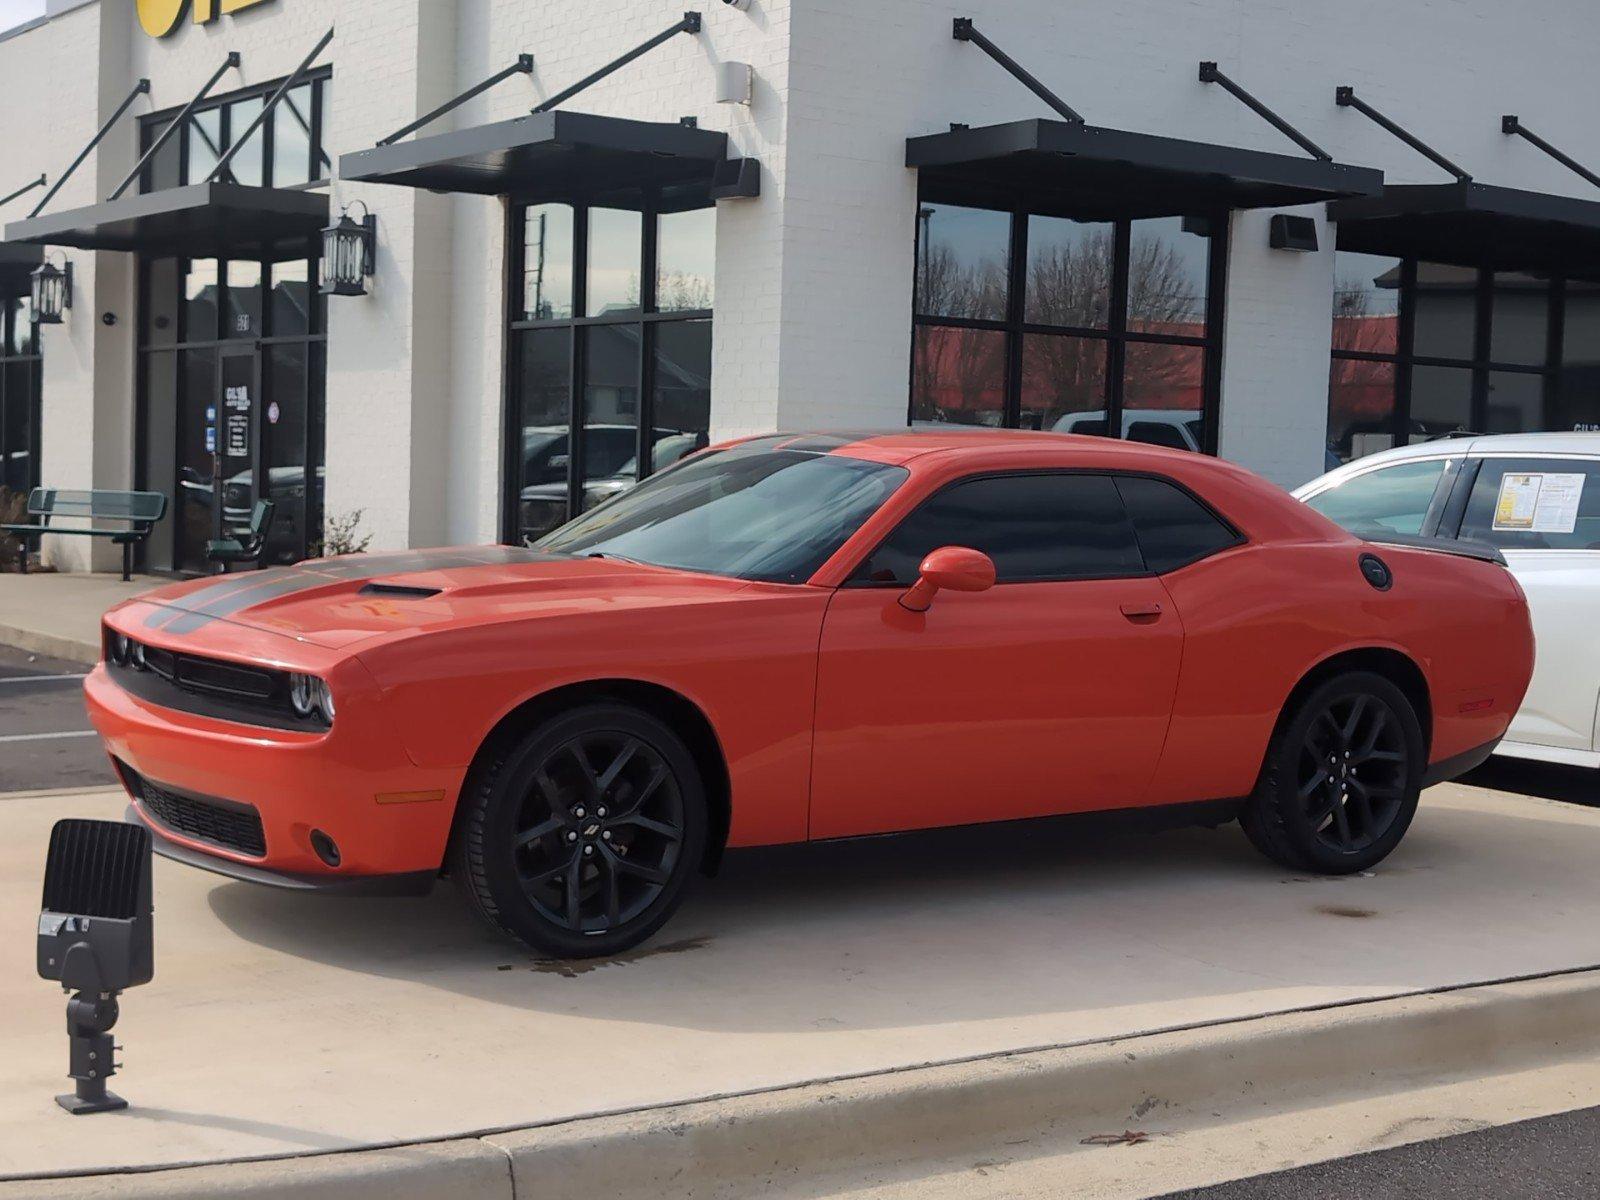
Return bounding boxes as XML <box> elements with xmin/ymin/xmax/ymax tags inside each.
<box><xmin>451</xmin><ymin>703</ymin><xmax>707</xmax><ymax>958</ymax></box>
<box><xmin>1241</xmin><ymin>671</ymin><xmax>1425</xmax><ymax>874</ymax></box>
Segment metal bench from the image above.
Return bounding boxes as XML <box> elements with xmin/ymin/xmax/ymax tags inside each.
<box><xmin>1</xmin><ymin>488</ymin><xmax>168</xmax><ymax>582</ymax></box>
<box><xmin>205</xmin><ymin>499</ymin><xmax>275</xmax><ymax>572</ymax></box>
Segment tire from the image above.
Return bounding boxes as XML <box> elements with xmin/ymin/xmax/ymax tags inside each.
<box><xmin>1241</xmin><ymin>671</ymin><xmax>1425</xmax><ymax>875</ymax></box>
<box><xmin>451</xmin><ymin>702</ymin><xmax>708</xmax><ymax>958</ymax></box>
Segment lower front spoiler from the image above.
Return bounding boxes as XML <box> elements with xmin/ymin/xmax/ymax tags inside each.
<box><xmin>124</xmin><ymin>805</ymin><xmax>436</xmax><ymax>897</ymax></box>
<box><xmin>1422</xmin><ymin>736</ymin><xmax>1503</xmax><ymax>787</ymax></box>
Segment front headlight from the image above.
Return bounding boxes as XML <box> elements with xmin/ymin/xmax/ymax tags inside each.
<box><xmin>109</xmin><ymin>632</ymin><xmax>132</xmax><ymax>666</ymax></box>
<box><xmin>289</xmin><ymin>672</ymin><xmax>335</xmax><ymax>723</ymax></box>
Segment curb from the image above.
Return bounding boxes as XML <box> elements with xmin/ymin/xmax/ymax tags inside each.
<box><xmin>7</xmin><ymin>968</ymin><xmax>1600</xmax><ymax>1199</ymax></box>
<box><xmin>0</xmin><ymin>624</ymin><xmax>98</xmax><ymax>667</ymax></box>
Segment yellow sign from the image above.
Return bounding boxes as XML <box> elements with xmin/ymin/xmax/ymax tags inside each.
<box><xmin>137</xmin><ymin>0</ymin><xmax>276</xmax><ymax>39</ymax></box>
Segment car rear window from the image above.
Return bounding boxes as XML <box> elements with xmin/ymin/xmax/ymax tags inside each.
<box><xmin>1114</xmin><ymin>475</ymin><xmax>1240</xmax><ymax>572</ymax></box>
<box><xmin>1303</xmin><ymin>459</ymin><xmax>1449</xmax><ymax>537</ymax></box>
<box><xmin>1458</xmin><ymin>457</ymin><xmax>1600</xmax><ymax>550</ymax></box>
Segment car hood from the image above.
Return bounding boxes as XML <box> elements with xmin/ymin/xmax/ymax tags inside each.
<box><xmin>129</xmin><ymin>546</ymin><xmax>759</xmax><ymax>650</ymax></box>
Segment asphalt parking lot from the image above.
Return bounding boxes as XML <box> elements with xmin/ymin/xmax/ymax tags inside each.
<box><xmin>0</xmin><ymin>643</ymin><xmax>112</xmax><ymax>792</ymax></box>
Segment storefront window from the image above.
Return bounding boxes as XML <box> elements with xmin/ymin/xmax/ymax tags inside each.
<box><xmin>1326</xmin><ymin>250</ymin><xmax>1577</xmax><ymax>461</ymax></box>
<box><xmin>916</xmin><ymin>203</ymin><xmax>1009</xmax><ymax>321</ymax></box>
<box><xmin>657</xmin><ymin>208</ymin><xmax>715</xmax><ymax>313</ymax></box>
<box><xmin>586</xmin><ymin>208</ymin><xmax>642</xmax><ymax>318</ymax></box>
<box><xmin>131</xmin><ymin>75</ymin><xmax>333</xmax><ymax>572</ymax></box>
<box><xmin>0</xmin><ymin>296</ymin><xmax>42</xmax><ymax>495</ymax></box>
<box><xmin>507</xmin><ymin>199</ymin><xmax>715</xmax><ymax>544</ymax></box>
<box><xmin>137</xmin><ymin>70</ymin><xmax>331</xmax><ymax>192</ymax></box>
<box><xmin>522</xmin><ymin>204</ymin><xmax>574</xmax><ymax>321</ymax></box>
<box><xmin>912</xmin><ymin>198</ymin><xmax>1222</xmax><ymax>450</ymax></box>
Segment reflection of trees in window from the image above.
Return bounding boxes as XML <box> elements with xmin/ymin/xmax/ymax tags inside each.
<box><xmin>1027</xmin><ymin>230</ymin><xmax>1112</xmax><ymax>328</ymax></box>
<box><xmin>916</xmin><ymin>241</ymin><xmax>1007</xmax><ymax>321</ymax></box>
<box><xmin>1124</xmin><ymin>342</ymin><xmax>1202</xmax><ymax>411</ymax></box>
<box><xmin>1126</xmin><ymin>237</ymin><xmax>1204</xmax><ymax>331</ymax></box>
<box><xmin>658</xmin><ymin>272</ymin><xmax>712</xmax><ymax>313</ymax></box>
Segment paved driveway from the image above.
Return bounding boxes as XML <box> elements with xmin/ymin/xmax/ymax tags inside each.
<box><xmin>0</xmin><ymin>644</ymin><xmax>113</xmax><ymax>792</ymax></box>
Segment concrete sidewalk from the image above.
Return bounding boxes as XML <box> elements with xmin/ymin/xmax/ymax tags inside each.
<box><xmin>3</xmin><ymin>781</ymin><xmax>1600</xmax><ymax>1192</ymax></box>
<box><xmin>0</xmin><ymin>572</ymin><xmax>160</xmax><ymax>664</ymax></box>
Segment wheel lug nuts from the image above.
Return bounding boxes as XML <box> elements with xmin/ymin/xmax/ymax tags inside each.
<box><xmin>567</xmin><ymin>831</ymin><xmax>578</xmax><ymax>842</ymax></box>
<box><xmin>583</xmin><ymin>845</ymin><xmax>594</xmax><ymax>856</ymax></box>
<box><xmin>602</xmin><ymin>830</ymin><xmax>612</xmax><ymax>840</ymax></box>
<box><xmin>573</xmin><ymin>807</ymin><xmax>586</xmax><ymax>819</ymax></box>
<box><xmin>597</xmin><ymin>807</ymin><xmax>607</xmax><ymax>818</ymax></box>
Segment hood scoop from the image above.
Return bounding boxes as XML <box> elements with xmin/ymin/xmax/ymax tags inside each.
<box><xmin>358</xmin><ymin>582</ymin><xmax>444</xmax><ymax>599</ymax></box>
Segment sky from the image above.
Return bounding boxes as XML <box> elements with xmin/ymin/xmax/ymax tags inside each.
<box><xmin>0</xmin><ymin>0</ymin><xmax>45</xmax><ymax>35</ymax></box>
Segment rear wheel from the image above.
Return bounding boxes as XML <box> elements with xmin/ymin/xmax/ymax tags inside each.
<box><xmin>1241</xmin><ymin>671</ymin><xmax>1424</xmax><ymax>874</ymax></box>
<box><xmin>452</xmin><ymin>703</ymin><xmax>707</xmax><ymax>958</ymax></box>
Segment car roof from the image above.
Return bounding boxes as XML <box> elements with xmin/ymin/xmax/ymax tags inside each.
<box><xmin>1334</xmin><ymin>431</ymin><xmax>1600</xmax><ymax>465</ymax></box>
<box><xmin>759</xmin><ymin>427</ymin><xmax>1192</xmax><ymax>465</ymax></box>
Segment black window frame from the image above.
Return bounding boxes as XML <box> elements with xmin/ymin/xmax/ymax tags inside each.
<box><xmin>845</xmin><ymin>468</ymin><xmax>1244</xmax><ymax>588</ymax></box>
<box><xmin>909</xmin><ymin>194</ymin><xmax>1230</xmax><ymax>455</ymax></box>
<box><xmin>1328</xmin><ymin>258</ymin><xmax>1587</xmax><ymax>461</ymax></box>
<box><xmin>501</xmin><ymin>192</ymin><xmax>715</xmax><ymax>545</ymax></box>
<box><xmin>135</xmin><ymin>66</ymin><xmax>333</xmax><ymax>193</ymax></box>
<box><xmin>0</xmin><ymin>293</ymin><xmax>43</xmax><ymax>495</ymax></box>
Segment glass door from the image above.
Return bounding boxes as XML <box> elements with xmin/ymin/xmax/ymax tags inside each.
<box><xmin>176</xmin><ymin>347</ymin><xmax>259</xmax><ymax>573</ymax></box>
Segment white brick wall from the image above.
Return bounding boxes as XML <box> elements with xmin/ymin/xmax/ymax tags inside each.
<box><xmin>5</xmin><ymin>0</ymin><xmax>1600</xmax><ymax>566</ymax></box>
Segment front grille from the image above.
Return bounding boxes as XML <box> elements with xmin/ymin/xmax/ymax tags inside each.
<box><xmin>122</xmin><ymin>764</ymin><xmax>267</xmax><ymax>857</ymax></box>
<box><xmin>103</xmin><ymin>624</ymin><xmax>329</xmax><ymax>734</ymax></box>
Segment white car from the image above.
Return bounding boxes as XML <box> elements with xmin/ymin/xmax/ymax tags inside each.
<box><xmin>1295</xmin><ymin>432</ymin><xmax>1600</xmax><ymax>770</ymax></box>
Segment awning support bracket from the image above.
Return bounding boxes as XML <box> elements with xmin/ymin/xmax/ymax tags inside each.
<box><xmin>30</xmin><ymin>79</ymin><xmax>151</xmax><ymax>218</ymax></box>
<box><xmin>1198</xmin><ymin>62</ymin><xmax>1330</xmax><ymax>161</ymax></box>
<box><xmin>1501</xmin><ymin>115</ymin><xmax>1600</xmax><ymax>191</ymax></box>
<box><xmin>110</xmin><ymin>52</ymin><xmax>241</xmax><ymax>201</ymax></box>
<box><xmin>1335</xmin><ymin>86</ymin><xmax>1471</xmax><ymax>183</ymax></box>
<box><xmin>1</xmin><ymin>174</ymin><xmax>47</xmax><ymax>210</ymax></box>
<box><xmin>532</xmin><ymin>12</ymin><xmax>702</xmax><ymax>115</ymax></box>
<box><xmin>951</xmin><ymin>17</ymin><xmax>1084</xmax><ymax>124</ymax></box>
<box><xmin>206</xmin><ymin>27</ymin><xmax>334</xmax><ymax>185</ymax></box>
<box><xmin>379</xmin><ymin>54</ymin><xmax>535</xmax><ymax>147</ymax></box>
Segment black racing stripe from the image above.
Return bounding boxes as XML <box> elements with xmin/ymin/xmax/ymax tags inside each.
<box><xmin>148</xmin><ymin>547</ymin><xmax>553</xmax><ymax>634</ymax></box>
<box><xmin>775</xmin><ymin>431</ymin><xmax>900</xmax><ymax>453</ymax></box>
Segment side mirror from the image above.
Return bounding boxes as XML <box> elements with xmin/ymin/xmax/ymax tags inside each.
<box><xmin>898</xmin><ymin>545</ymin><xmax>996</xmax><ymax>613</ymax></box>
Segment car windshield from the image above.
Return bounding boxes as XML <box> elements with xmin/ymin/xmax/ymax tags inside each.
<box><xmin>537</xmin><ymin>440</ymin><xmax>909</xmax><ymax>583</ymax></box>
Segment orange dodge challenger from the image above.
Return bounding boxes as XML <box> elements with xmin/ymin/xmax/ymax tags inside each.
<box><xmin>89</xmin><ymin>431</ymin><xmax>1534</xmax><ymax>957</ymax></box>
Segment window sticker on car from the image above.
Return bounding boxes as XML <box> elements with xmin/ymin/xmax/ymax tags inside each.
<box><xmin>1492</xmin><ymin>472</ymin><xmax>1586</xmax><ymax>534</ymax></box>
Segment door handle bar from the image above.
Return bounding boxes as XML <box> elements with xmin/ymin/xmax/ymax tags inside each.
<box><xmin>1120</xmin><ymin>601</ymin><xmax>1163</xmax><ymax>619</ymax></box>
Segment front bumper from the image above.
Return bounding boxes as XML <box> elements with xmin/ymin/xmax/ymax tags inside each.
<box><xmin>86</xmin><ymin>659</ymin><xmax>464</xmax><ymax>884</ymax></box>
<box><xmin>123</xmin><ymin>805</ymin><xmax>434</xmax><ymax>895</ymax></box>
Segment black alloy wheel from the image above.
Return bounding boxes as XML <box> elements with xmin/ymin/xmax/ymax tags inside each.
<box><xmin>1242</xmin><ymin>671</ymin><xmax>1424</xmax><ymax>874</ymax></box>
<box><xmin>1296</xmin><ymin>693</ymin><xmax>1411</xmax><ymax>855</ymax></box>
<box><xmin>453</xmin><ymin>703</ymin><xmax>707</xmax><ymax>957</ymax></box>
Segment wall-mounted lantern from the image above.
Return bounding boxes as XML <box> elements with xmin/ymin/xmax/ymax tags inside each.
<box><xmin>320</xmin><ymin>201</ymin><xmax>376</xmax><ymax>297</ymax></box>
<box><xmin>30</xmin><ymin>253</ymin><xmax>73</xmax><ymax>324</ymax></box>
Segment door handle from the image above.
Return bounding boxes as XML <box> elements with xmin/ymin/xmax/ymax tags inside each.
<box><xmin>1120</xmin><ymin>601</ymin><xmax>1163</xmax><ymax>620</ymax></box>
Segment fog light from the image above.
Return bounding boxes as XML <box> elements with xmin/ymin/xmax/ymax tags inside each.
<box><xmin>310</xmin><ymin>829</ymin><xmax>341</xmax><ymax>868</ymax></box>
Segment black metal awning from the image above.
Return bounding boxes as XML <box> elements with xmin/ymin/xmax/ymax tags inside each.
<box><xmin>2</xmin><ymin>182</ymin><xmax>329</xmax><ymax>260</ymax></box>
<box><xmin>1329</xmin><ymin>181</ymin><xmax>1600</xmax><ymax>273</ymax></box>
<box><xmin>907</xmin><ymin>118</ymin><xmax>1383</xmax><ymax>220</ymax></box>
<box><xmin>0</xmin><ymin>241</ymin><xmax>42</xmax><ymax>294</ymax></box>
<box><xmin>339</xmin><ymin>110</ymin><xmax>758</xmax><ymax>211</ymax></box>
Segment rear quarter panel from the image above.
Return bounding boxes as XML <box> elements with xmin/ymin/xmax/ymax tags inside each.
<box><xmin>1146</xmin><ymin>540</ymin><xmax>1534</xmax><ymax>805</ymax></box>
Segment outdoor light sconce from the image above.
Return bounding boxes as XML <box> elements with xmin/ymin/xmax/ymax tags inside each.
<box><xmin>29</xmin><ymin>252</ymin><xmax>73</xmax><ymax>324</ymax></box>
<box><xmin>37</xmin><ymin>818</ymin><xmax>154</xmax><ymax>1114</ymax></box>
<box><xmin>1268</xmin><ymin>214</ymin><xmax>1319</xmax><ymax>252</ymax></box>
<box><xmin>715</xmin><ymin>61</ymin><xmax>753</xmax><ymax>105</ymax></box>
<box><xmin>321</xmin><ymin>200</ymin><xmax>377</xmax><ymax>297</ymax></box>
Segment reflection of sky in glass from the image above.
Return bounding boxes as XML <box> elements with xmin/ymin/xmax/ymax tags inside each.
<box><xmin>1127</xmin><ymin>217</ymin><xmax>1209</xmax><ymax>327</ymax></box>
<box><xmin>1332</xmin><ymin>251</ymin><xmax>1402</xmax><ymax>318</ymax></box>
<box><xmin>587</xmin><ymin>208</ymin><xmax>642</xmax><ymax>317</ymax></box>
<box><xmin>1026</xmin><ymin>216</ymin><xmax>1113</xmax><ymax>329</ymax></box>
<box><xmin>657</xmin><ymin>209</ymin><xmax>715</xmax><ymax>312</ymax></box>
<box><xmin>917</xmin><ymin>203</ymin><xmax>1009</xmax><ymax>320</ymax></box>
<box><xmin>523</xmin><ymin>204</ymin><xmax>574</xmax><ymax>320</ymax></box>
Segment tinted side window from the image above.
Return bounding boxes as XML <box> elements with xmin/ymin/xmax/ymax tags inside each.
<box><xmin>1459</xmin><ymin>457</ymin><xmax>1600</xmax><ymax>550</ymax></box>
<box><xmin>1303</xmin><ymin>459</ymin><xmax>1448</xmax><ymax>537</ymax></box>
<box><xmin>859</xmin><ymin>473</ymin><xmax>1144</xmax><ymax>584</ymax></box>
<box><xmin>1115</xmin><ymin>476</ymin><xmax>1239</xmax><ymax>572</ymax></box>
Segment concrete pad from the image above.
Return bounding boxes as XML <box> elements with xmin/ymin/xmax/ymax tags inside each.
<box><xmin>0</xmin><ymin>572</ymin><xmax>159</xmax><ymax>664</ymax></box>
<box><xmin>2</xmin><ymin>782</ymin><xmax>1600</xmax><ymax>1184</ymax></box>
